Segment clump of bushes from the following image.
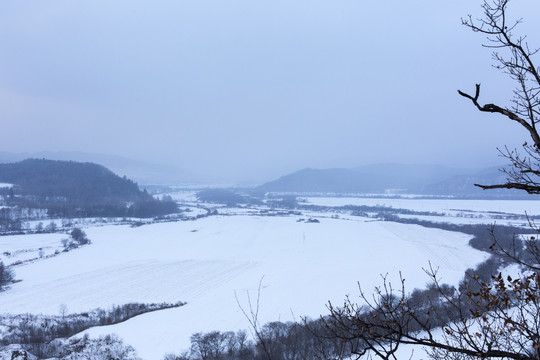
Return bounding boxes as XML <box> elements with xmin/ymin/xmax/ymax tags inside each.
<box><xmin>61</xmin><ymin>228</ymin><xmax>90</xmax><ymax>251</ymax></box>
<box><xmin>0</xmin><ymin>260</ymin><xmax>14</xmax><ymax>290</ymax></box>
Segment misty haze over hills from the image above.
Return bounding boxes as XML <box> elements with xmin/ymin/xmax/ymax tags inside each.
<box><xmin>0</xmin><ymin>152</ymin><xmax>524</xmax><ymax>198</ymax></box>
<box><xmin>256</xmin><ymin>163</ymin><xmax>531</xmax><ymax>199</ymax></box>
<box><xmin>256</xmin><ymin>164</ymin><xmax>464</xmax><ymax>193</ymax></box>
<box><xmin>0</xmin><ymin>150</ymin><xmax>512</xmax><ymax>189</ymax></box>
<box><xmin>0</xmin><ymin>151</ymin><xmax>195</xmax><ymax>185</ymax></box>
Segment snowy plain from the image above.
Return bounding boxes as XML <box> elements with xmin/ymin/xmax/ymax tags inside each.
<box><xmin>0</xmin><ymin>209</ymin><xmax>490</xmax><ymax>360</ymax></box>
<box><xmin>3</xmin><ymin>193</ymin><xmax>538</xmax><ymax>359</ymax></box>
<box><xmin>302</xmin><ymin>196</ymin><xmax>540</xmax><ymax>215</ymax></box>
<box><xmin>301</xmin><ymin>196</ymin><xmax>540</xmax><ymax>227</ymax></box>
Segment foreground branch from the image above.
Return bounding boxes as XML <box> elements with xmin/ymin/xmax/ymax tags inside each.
<box><xmin>474</xmin><ymin>181</ymin><xmax>540</xmax><ymax>194</ymax></box>
<box><xmin>458</xmin><ymin>84</ymin><xmax>540</xmax><ymax>147</ymax></box>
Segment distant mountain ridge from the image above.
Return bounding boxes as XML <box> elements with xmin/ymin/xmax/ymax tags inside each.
<box><xmin>256</xmin><ymin>164</ymin><xmax>532</xmax><ymax>199</ymax></box>
<box><xmin>257</xmin><ymin>164</ymin><xmax>467</xmax><ymax>194</ymax></box>
<box><xmin>420</xmin><ymin>166</ymin><xmax>523</xmax><ymax>197</ymax></box>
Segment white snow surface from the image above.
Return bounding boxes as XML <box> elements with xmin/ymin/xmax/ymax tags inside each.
<box><xmin>0</xmin><ymin>215</ymin><xmax>488</xmax><ymax>360</ymax></box>
<box><xmin>303</xmin><ymin>197</ymin><xmax>540</xmax><ymax>215</ymax></box>
<box><xmin>0</xmin><ymin>232</ymin><xmax>66</xmax><ymax>265</ymax></box>
<box><xmin>304</xmin><ymin>197</ymin><xmax>540</xmax><ymax>226</ymax></box>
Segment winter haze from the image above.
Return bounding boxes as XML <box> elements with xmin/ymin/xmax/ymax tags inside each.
<box><xmin>1</xmin><ymin>1</ymin><xmax>540</xmax><ymax>183</ymax></box>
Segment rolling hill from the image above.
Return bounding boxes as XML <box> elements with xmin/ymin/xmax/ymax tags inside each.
<box><xmin>0</xmin><ymin>151</ymin><xmax>194</xmax><ymax>185</ymax></box>
<box><xmin>0</xmin><ymin>159</ymin><xmax>177</xmax><ymax>218</ymax></box>
<box><xmin>256</xmin><ymin>164</ymin><xmax>533</xmax><ymax>198</ymax></box>
<box><xmin>256</xmin><ymin>164</ymin><xmax>467</xmax><ymax>194</ymax></box>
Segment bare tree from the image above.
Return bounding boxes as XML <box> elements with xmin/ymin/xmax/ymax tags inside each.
<box><xmin>323</xmin><ymin>263</ymin><xmax>540</xmax><ymax>360</ymax></box>
<box><xmin>458</xmin><ymin>0</ymin><xmax>540</xmax><ymax>193</ymax></box>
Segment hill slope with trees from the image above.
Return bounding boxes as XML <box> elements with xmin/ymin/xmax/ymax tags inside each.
<box><xmin>0</xmin><ymin>159</ymin><xmax>177</xmax><ymax>218</ymax></box>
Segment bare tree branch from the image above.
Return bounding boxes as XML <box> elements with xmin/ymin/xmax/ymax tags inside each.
<box><xmin>458</xmin><ymin>0</ymin><xmax>540</xmax><ymax>194</ymax></box>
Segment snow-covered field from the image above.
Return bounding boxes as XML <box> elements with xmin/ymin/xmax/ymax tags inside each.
<box><xmin>0</xmin><ymin>212</ymin><xmax>488</xmax><ymax>359</ymax></box>
<box><xmin>302</xmin><ymin>196</ymin><xmax>540</xmax><ymax>215</ymax></box>
<box><xmin>302</xmin><ymin>196</ymin><xmax>540</xmax><ymax>226</ymax></box>
<box><xmin>0</xmin><ymin>232</ymin><xmax>65</xmax><ymax>266</ymax></box>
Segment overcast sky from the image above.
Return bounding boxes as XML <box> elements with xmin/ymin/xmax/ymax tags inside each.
<box><xmin>1</xmin><ymin>1</ymin><xmax>539</xmax><ymax>183</ymax></box>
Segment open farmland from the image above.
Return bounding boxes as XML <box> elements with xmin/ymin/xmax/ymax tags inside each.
<box><xmin>301</xmin><ymin>196</ymin><xmax>540</xmax><ymax>226</ymax></box>
<box><xmin>0</xmin><ymin>207</ymin><xmax>490</xmax><ymax>359</ymax></box>
<box><xmin>302</xmin><ymin>196</ymin><xmax>540</xmax><ymax>215</ymax></box>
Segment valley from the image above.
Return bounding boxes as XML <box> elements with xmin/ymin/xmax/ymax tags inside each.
<box><xmin>1</xmin><ymin>190</ymin><xmax>535</xmax><ymax>359</ymax></box>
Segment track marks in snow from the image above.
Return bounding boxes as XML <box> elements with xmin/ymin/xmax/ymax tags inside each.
<box><xmin>0</xmin><ymin>215</ymin><xmax>489</xmax><ymax>360</ymax></box>
<box><xmin>0</xmin><ymin>260</ymin><xmax>257</xmax><ymax>315</ymax></box>
<box><xmin>380</xmin><ymin>221</ymin><xmax>477</xmax><ymax>271</ymax></box>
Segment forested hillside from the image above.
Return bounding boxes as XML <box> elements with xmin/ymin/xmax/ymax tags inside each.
<box><xmin>0</xmin><ymin>159</ymin><xmax>177</xmax><ymax>218</ymax></box>
<box><xmin>0</xmin><ymin>159</ymin><xmax>144</xmax><ymax>202</ymax></box>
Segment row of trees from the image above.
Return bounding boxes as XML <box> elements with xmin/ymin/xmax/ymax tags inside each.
<box><xmin>0</xmin><ymin>198</ymin><xmax>178</xmax><ymax>232</ymax></box>
<box><xmin>164</xmin><ymin>323</ymin><xmax>345</xmax><ymax>360</ymax></box>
